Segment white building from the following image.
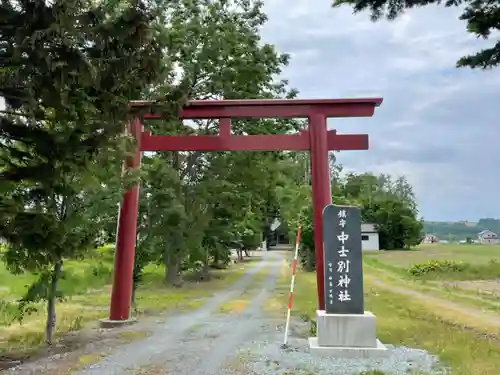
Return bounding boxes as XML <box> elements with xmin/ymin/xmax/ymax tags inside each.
<box><xmin>478</xmin><ymin>230</ymin><xmax>500</xmax><ymax>245</ymax></box>
<box><xmin>361</xmin><ymin>223</ymin><xmax>379</xmax><ymax>251</ymax></box>
<box><xmin>422</xmin><ymin>234</ymin><xmax>439</xmax><ymax>244</ymax></box>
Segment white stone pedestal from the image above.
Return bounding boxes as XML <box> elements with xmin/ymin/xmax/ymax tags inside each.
<box><xmin>308</xmin><ymin>310</ymin><xmax>388</xmax><ymax>358</ymax></box>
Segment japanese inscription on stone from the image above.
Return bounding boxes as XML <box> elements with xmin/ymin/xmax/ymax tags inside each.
<box><xmin>323</xmin><ymin>204</ymin><xmax>364</xmax><ymax>314</ymax></box>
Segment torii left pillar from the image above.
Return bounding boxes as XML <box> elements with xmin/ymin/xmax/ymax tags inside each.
<box><xmin>100</xmin><ymin>119</ymin><xmax>142</xmax><ymax>327</ymax></box>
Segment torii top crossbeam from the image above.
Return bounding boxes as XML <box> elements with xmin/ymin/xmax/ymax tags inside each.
<box><xmin>131</xmin><ymin>98</ymin><xmax>383</xmax><ymax>119</ymax></box>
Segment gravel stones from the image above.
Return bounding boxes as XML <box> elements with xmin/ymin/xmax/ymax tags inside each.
<box><xmin>237</xmin><ymin>336</ymin><xmax>449</xmax><ymax>375</ymax></box>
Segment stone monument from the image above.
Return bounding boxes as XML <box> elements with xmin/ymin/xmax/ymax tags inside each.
<box><xmin>308</xmin><ymin>204</ymin><xmax>387</xmax><ymax>357</ymax></box>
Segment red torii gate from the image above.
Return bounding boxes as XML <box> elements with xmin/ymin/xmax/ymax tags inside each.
<box><xmin>108</xmin><ymin>98</ymin><xmax>383</xmax><ymax>322</ymax></box>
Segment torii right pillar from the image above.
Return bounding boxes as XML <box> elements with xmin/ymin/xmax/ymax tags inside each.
<box><xmin>308</xmin><ymin>111</ymin><xmax>331</xmax><ymax>310</ymax></box>
<box><xmin>307</xmin><ymin>110</ymin><xmax>388</xmax><ymax>358</ymax></box>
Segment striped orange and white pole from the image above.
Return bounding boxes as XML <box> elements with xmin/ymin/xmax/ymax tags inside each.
<box><xmin>283</xmin><ymin>223</ymin><xmax>302</xmax><ymax>347</ymax></box>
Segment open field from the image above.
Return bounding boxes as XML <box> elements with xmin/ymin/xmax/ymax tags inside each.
<box><xmin>365</xmin><ymin>243</ymin><xmax>500</xmax><ymax>268</ymax></box>
<box><xmin>270</xmin><ymin>244</ymin><xmax>500</xmax><ymax>375</ymax></box>
<box><xmin>0</xmin><ymin>245</ymin><xmax>258</xmax><ymax>362</ymax></box>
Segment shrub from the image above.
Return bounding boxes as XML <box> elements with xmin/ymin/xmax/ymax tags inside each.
<box><xmin>408</xmin><ymin>260</ymin><xmax>469</xmax><ymax>276</ymax></box>
<box><xmin>0</xmin><ymin>300</ymin><xmax>37</xmax><ymax>326</ymax></box>
<box><xmin>93</xmin><ymin>244</ymin><xmax>115</xmax><ymax>262</ymax></box>
<box><xmin>89</xmin><ymin>261</ymin><xmax>112</xmax><ymax>279</ymax></box>
<box><xmin>298</xmin><ymin>206</ymin><xmax>315</xmax><ymax>271</ymax></box>
<box><xmin>0</xmin><ymin>300</ymin><xmax>19</xmax><ymax>326</ymax></box>
<box><xmin>409</xmin><ymin>259</ymin><xmax>500</xmax><ymax>280</ymax></box>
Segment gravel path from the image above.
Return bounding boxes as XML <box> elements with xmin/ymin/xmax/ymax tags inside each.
<box><xmin>6</xmin><ymin>252</ymin><xmax>448</xmax><ymax>375</ymax></box>
<box><xmin>69</xmin><ymin>252</ymin><xmax>281</xmax><ymax>375</ymax></box>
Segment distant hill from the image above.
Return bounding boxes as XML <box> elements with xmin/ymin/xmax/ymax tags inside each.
<box><xmin>424</xmin><ymin>218</ymin><xmax>500</xmax><ymax>241</ymax></box>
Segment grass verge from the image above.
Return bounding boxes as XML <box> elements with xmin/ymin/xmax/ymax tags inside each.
<box><xmin>365</xmin><ymin>258</ymin><xmax>500</xmax><ymax>317</ymax></box>
<box><xmin>263</xmin><ymin>256</ymin><xmax>293</xmax><ymax>317</ymax></box>
<box><xmin>0</xmin><ymin>252</ymin><xmax>259</xmax><ymax>361</ymax></box>
<box><xmin>217</xmin><ymin>263</ymin><xmax>270</xmax><ymax>314</ymax></box>
<box><xmin>287</xmin><ymin>265</ymin><xmax>500</xmax><ymax>375</ymax></box>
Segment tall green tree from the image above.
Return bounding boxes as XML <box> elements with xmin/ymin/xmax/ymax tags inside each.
<box><xmin>362</xmin><ymin>198</ymin><xmax>423</xmax><ymax>249</ymax></box>
<box><xmin>294</xmin><ymin>168</ymin><xmax>424</xmax><ymax>270</ymax></box>
<box><xmin>0</xmin><ymin>0</ymin><xmax>165</xmax><ymax>343</ymax></box>
<box><xmin>127</xmin><ymin>0</ymin><xmax>303</xmax><ymax>287</ymax></box>
<box><xmin>333</xmin><ymin>0</ymin><xmax>500</xmax><ymax>69</ymax></box>
<box><xmin>341</xmin><ymin>172</ymin><xmax>423</xmax><ymax>249</ymax></box>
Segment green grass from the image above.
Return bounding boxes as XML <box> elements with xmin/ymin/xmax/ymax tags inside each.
<box><xmin>364</xmin><ymin>281</ymin><xmax>500</xmax><ymax>375</ymax></box>
<box><xmin>407</xmin><ymin>259</ymin><xmax>500</xmax><ymax>281</ymax></box>
<box><xmin>0</xmin><ymin>247</ymin><xmax>257</xmax><ymax>359</ymax></box>
<box><xmin>217</xmin><ymin>263</ymin><xmax>270</xmax><ymax>314</ymax></box>
<box><xmin>365</xmin><ymin>255</ymin><xmax>500</xmax><ymax>282</ymax></box>
<box><xmin>364</xmin><ymin>245</ymin><xmax>500</xmax><ymax>315</ymax></box>
<box><xmin>285</xmin><ymin>260</ymin><xmax>500</xmax><ymax>375</ymax></box>
<box><xmin>0</xmin><ymin>245</ymin><xmax>116</xmax><ymax>301</ymax></box>
<box><xmin>364</xmin><ymin>262</ymin><xmax>500</xmax><ymax>318</ymax></box>
<box><xmin>365</xmin><ymin>243</ymin><xmax>500</xmax><ymax>268</ymax></box>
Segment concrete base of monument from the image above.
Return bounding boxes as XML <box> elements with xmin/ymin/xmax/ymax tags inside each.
<box><xmin>308</xmin><ymin>337</ymin><xmax>388</xmax><ymax>358</ymax></box>
<box><xmin>99</xmin><ymin>317</ymin><xmax>137</xmax><ymax>328</ymax></box>
<box><xmin>308</xmin><ymin>310</ymin><xmax>388</xmax><ymax>358</ymax></box>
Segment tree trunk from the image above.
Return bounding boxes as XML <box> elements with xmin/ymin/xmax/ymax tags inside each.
<box><xmin>45</xmin><ymin>260</ymin><xmax>62</xmax><ymax>345</ymax></box>
<box><xmin>236</xmin><ymin>248</ymin><xmax>243</xmax><ymax>261</ymax></box>
<box><xmin>201</xmin><ymin>248</ymin><xmax>211</xmax><ymax>280</ymax></box>
<box><xmin>164</xmin><ymin>250</ymin><xmax>183</xmax><ymax>287</ymax></box>
<box><xmin>214</xmin><ymin>249</ymin><xmax>220</xmax><ymax>264</ymax></box>
<box><xmin>131</xmin><ymin>285</ymin><xmax>137</xmax><ymax>316</ymax></box>
<box><xmin>201</xmin><ymin>262</ymin><xmax>211</xmax><ymax>280</ymax></box>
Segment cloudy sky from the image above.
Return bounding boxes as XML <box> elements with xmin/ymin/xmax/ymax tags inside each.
<box><xmin>261</xmin><ymin>0</ymin><xmax>500</xmax><ymax>222</ymax></box>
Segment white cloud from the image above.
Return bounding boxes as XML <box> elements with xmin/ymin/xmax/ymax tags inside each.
<box><xmin>261</xmin><ymin>0</ymin><xmax>500</xmax><ymax>221</ymax></box>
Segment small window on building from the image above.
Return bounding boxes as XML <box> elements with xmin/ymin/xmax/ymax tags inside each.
<box><xmin>362</xmin><ymin>235</ymin><xmax>369</xmax><ymax>241</ymax></box>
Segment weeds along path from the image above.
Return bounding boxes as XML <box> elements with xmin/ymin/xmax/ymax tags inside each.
<box><xmin>70</xmin><ymin>251</ymin><xmax>285</xmax><ymax>375</ymax></box>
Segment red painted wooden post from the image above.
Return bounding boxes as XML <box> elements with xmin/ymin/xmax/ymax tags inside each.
<box><xmin>309</xmin><ymin>112</ymin><xmax>332</xmax><ymax>310</ymax></box>
<box><xmin>109</xmin><ymin>118</ymin><xmax>142</xmax><ymax>321</ymax></box>
<box><xmin>219</xmin><ymin>118</ymin><xmax>231</xmax><ymax>137</ymax></box>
